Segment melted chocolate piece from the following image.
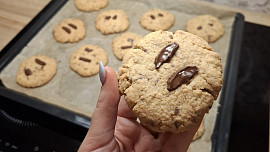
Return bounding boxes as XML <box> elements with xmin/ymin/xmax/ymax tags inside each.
<box><xmin>62</xmin><ymin>26</ymin><xmax>71</xmax><ymax>34</ymax></box>
<box><xmin>85</xmin><ymin>48</ymin><xmax>93</xmax><ymax>52</ymax></box>
<box><xmin>68</xmin><ymin>23</ymin><xmax>77</xmax><ymax>29</ymax></box>
<box><xmin>169</xmin><ymin>35</ymin><xmax>173</xmax><ymax>39</ymax></box>
<box><xmin>150</xmin><ymin>15</ymin><xmax>155</xmax><ymax>19</ymax></box>
<box><xmin>35</xmin><ymin>58</ymin><xmax>46</xmax><ymax>66</ymax></box>
<box><xmin>113</xmin><ymin>15</ymin><xmax>117</xmax><ymax>19</ymax></box>
<box><xmin>155</xmin><ymin>43</ymin><xmax>179</xmax><ymax>69</ymax></box>
<box><xmin>105</xmin><ymin>16</ymin><xmax>111</xmax><ymax>20</ymax></box>
<box><xmin>174</xmin><ymin>121</ymin><xmax>179</xmax><ymax>129</ymax></box>
<box><xmin>208</xmin><ymin>23</ymin><xmax>213</xmax><ymax>26</ymax></box>
<box><xmin>121</xmin><ymin>45</ymin><xmax>133</xmax><ymax>49</ymax></box>
<box><xmin>174</xmin><ymin>107</ymin><xmax>179</xmax><ymax>115</ymax></box>
<box><xmin>24</xmin><ymin>68</ymin><xmax>32</xmax><ymax>76</ymax></box>
<box><xmin>79</xmin><ymin>57</ymin><xmax>91</xmax><ymax>63</ymax></box>
<box><xmin>197</xmin><ymin>26</ymin><xmax>202</xmax><ymax>30</ymax></box>
<box><xmin>158</xmin><ymin>13</ymin><xmax>163</xmax><ymax>17</ymax></box>
<box><xmin>167</xmin><ymin>66</ymin><xmax>199</xmax><ymax>91</ymax></box>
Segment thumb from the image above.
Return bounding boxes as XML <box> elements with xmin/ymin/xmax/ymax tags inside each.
<box><xmin>79</xmin><ymin>63</ymin><xmax>120</xmax><ymax>151</ymax></box>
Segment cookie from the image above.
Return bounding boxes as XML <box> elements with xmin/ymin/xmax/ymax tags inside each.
<box><xmin>118</xmin><ymin>30</ymin><xmax>223</xmax><ymax>133</ymax></box>
<box><xmin>53</xmin><ymin>19</ymin><xmax>86</xmax><ymax>43</ymax></box>
<box><xmin>112</xmin><ymin>32</ymin><xmax>142</xmax><ymax>60</ymax></box>
<box><xmin>16</xmin><ymin>55</ymin><xmax>57</xmax><ymax>88</ymax></box>
<box><xmin>95</xmin><ymin>10</ymin><xmax>129</xmax><ymax>35</ymax></box>
<box><xmin>186</xmin><ymin>14</ymin><xmax>224</xmax><ymax>43</ymax></box>
<box><xmin>192</xmin><ymin>119</ymin><xmax>204</xmax><ymax>140</ymax></box>
<box><xmin>140</xmin><ymin>9</ymin><xmax>174</xmax><ymax>31</ymax></box>
<box><xmin>69</xmin><ymin>44</ymin><xmax>108</xmax><ymax>77</ymax></box>
<box><xmin>75</xmin><ymin>0</ymin><xmax>108</xmax><ymax>12</ymax></box>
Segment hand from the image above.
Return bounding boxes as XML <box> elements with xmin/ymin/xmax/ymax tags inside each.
<box><xmin>78</xmin><ymin>64</ymin><xmax>203</xmax><ymax>152</ymax></box>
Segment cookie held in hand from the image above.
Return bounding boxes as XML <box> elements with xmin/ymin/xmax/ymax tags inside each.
<box><xmin>118</xmin><ymin>30</ymin><xmax>223</xmax><ymax>133</ymax></box>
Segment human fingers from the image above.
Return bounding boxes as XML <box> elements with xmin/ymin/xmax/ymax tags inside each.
<box><xmin>78</xmin><ymin>63</ymin><xmax>120</xmax><ymax>151</ymax></box>
<box><xmin>117</xmin><ymin>96</ymin><xmax>137</xmax><ymax>120</ymax></box>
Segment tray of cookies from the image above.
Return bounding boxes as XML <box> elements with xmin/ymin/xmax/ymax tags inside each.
<box><xmin>0</xmin><ymin>0</ymin><xmax>244</xmax><ymax>151</ymax></box>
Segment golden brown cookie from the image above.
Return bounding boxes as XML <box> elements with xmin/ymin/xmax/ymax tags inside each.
<box><xmin>75</xmin><ymin>0</ymin><xmax>108</xmax><ymax>12</ymax></box>
<box><xmin>140</xmin><ymin>9</ymin><xmax>174</xmax><ymax>31</ymax></box>
<box><xmin>112</xmin><ymin>32</ymin><xmax>142</xmax><ymax>60</ymax></box>
<box><xmin>118</xmin><ymin>30</ymin><xmax>223</xmax><ymax>133</ymax></box>
<box><xmin>16</xmin><ymin>55</ymin><xmax>57</xmax><ymax>88</ymax></box>
<box><xmin>53</xmin><ymin>19</ymin><xmax>86</xmax><ymax>43</ymax></box>
<box><xmin>193</xmin><ymin>119</ymin><xmax>204</xmax><ymax>140</ymax></box>
<box><xmin>69</xmin><ymin>44</ymin><xmax>108</xmax><ymax>76</ymax></box>
<box><xmin>186</xmin><ymin>15</ymin><xmax>224</xmax><ymax>43</ymax></box>
<box><xmin>95</xmin><ymin>10</ymin><xmax>129</xmax><ymax>35</ymax></box>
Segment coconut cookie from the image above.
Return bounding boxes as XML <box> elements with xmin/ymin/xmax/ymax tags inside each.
<box><xmin>118</xmin><ymin>30</ymin><xmax>223</xmax><ymax>133</ymax></box>
<box><xmin>140</xmin><ymin>9</ymin><xmax>174</xmax><ymax>31</ymax></box>
<box><xmin>53</xmin><ymin>19</ymin><xmax>86</xmax><ymax>43</ymax></box>
<box><xmin>75</xmin><ymin>0</ymin><xmax>108</xmax><ymax>12</ymax></box>
<box><xmin>186</xmin><ymin>14</ymin><xmax>224</xmax><ymax>43</ymax></box>
<box><xmin>112</xmin><ymin>32</ymin><xmax>142</xmax><ymax>60</ymax></box>
<box><xmin>95</xmin><ymin>10</ymin><xmax>129</xmax><ymax>35</ymax></box>
<box><xmin>69</xmin><ymin>44</ymin><xmax>108</xmax><ymax>77</ymax></box>
<box><xmin>16</xmin><ymin>55</ymin><xmax>57</xmax><ymax>88</ymax></box>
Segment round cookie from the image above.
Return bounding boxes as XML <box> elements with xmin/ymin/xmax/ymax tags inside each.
<box><xmin>140</xmin><ymin>9</ymin><xmax>174</xmax><ymax>31</ymax></box>
<box><xmin>112</xmin><ymin>32</ymin><xmax>142</xmax><ymax>60</ymax></box>
<box><xmin>16</xmin><ymin>55</ymin><xmax>57</xmax><ymax>88</ymax></box>
<box><xmin>118</xmin><ymin>30</ymin><xmax>223</xmax><ymax>133</ymax></box>
<box><xmin>53</xmin><ymin>19</ymin><xmax>86</xmax><ymax>43</ymax></box>
<box><xmin>192</xmin><ymin>119</ymin><xmax>204</xmax><ymax>140</ymax></box>
<box><xmin>69</xmin><ymin>44</ymin><xmax>108</xmax><ymax>77</ymax></box>
<box><xmin>75</xmin><ymin>0</ymin><xmax>108</xmax><ymax>12</ymax></box>
<box><xmin>95</xmin><ymin>10</ymin><xmax>129</xmax><ymax>35</ymax></box>
<box><xmin>186</xmin><ymin>14</ymin><xmax>224</xmax><ymax>43</ymax></box>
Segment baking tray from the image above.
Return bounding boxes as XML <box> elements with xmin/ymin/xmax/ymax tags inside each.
<box><xmin>0</xmin><ymin>0</ymin><xmax>244</xmax><ymax>151</ymax></box>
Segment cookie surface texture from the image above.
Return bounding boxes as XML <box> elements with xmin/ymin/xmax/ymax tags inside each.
<box><xmin>75</xmin><ymin>0</ymin><xmax>108</xmax><ymax>12</ymax></box>
<box><xmin>69</xmin><ymin>44</ymin><xmax>108</xmax><ymax>76</ymax></box>
<box><xmin>140</xmin><ymin>9</ymin><xmax>175</xmax><ymax>31</ymax></box>
<box><xmin>16</xmin><ymin>55</ymin><xmax>57</xmax><ymax>88</ymax></box>
<box><xmin>112</xmin><ymin>32</ymin><xmax>142</xmax><ymax>60</ymax></box>
<box><xmin>95</xmin><ymin>10</ymin><xmax>129</xmax><ymax>35</ymax></box>
<box><xmin>186</xmin><ymin>14</ymin><xmax>224</xmax><ymax>43</ymax></box>
<box><xmin>118</xmin><ymin>30</ymin><xmax>223</xmax><ymax>133</ymax></box>
<box><xmin>53</xmin><ymin>19</ymin><xmax>86</xmax><ymax>43</ymax></box>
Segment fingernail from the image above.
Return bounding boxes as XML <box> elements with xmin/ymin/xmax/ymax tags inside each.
<box><xmin>99</xmin><ymin>61</ymin><xmax>106</xmax><ymax>84</ymax></box>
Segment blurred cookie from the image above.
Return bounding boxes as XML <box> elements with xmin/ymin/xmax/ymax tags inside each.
<box><xmin>95</xmin><ymin>10</ymin><xmax>129</xmax><ymax>35</ymax></box>
<box><xmin>53</xmin><ymin>19</ymin><xmax>86</xmax><ymax>43</ymax></box>
<box><xmin>140</xmin><ymin>9</ymin><xmax>174</xmax><ymax>31</ymax></box>
<box><xmin>16</xmin><ymin>55</ymin><xmax>57</xmax><ymax>88</ymax></box>
<box><xmin>69</xmin><ymin>44</ymin><xmax>108</xmax><ymax>76</ymax></box>
<box><xmin>75</xmin><ymin>0</ymin><xmax>108</xmax><ymax>12</ymax></box>
<box><xmin>112</xmin><ymin>32</ymin><xmax>142</xmax><ymax>60</ymax></box>
<box><xmin>118</xmin><ymin>30</ymin><xmax>223</xmax><ymax>133</ymax></box>
<box><xmin>193</xmin><ymin>119</ymin><xmax>204</xmax><ymax>140</ymax></box>
<box><xmin>186</xmin><ymin>14</ymin><xmax>224</xmax><ymax>43</ymax></box>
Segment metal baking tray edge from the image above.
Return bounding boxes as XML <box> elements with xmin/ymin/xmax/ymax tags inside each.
<box><xmin>0</xmin><ymin>0</ymin><xmax>245</xmax><ymax>150</ymax></box>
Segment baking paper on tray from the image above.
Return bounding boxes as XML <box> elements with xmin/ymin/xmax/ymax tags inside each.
<box><xmin>0</xmin><ymin>0</ymin><xmax>236</xmax><ymax>151</ymax></box>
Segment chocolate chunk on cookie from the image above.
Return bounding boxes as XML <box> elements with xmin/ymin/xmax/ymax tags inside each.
<box><xmin>118</xmin><ymin>30</ymin><xmax>223</xmax><ymax>133</ymax></box>
<box><xmin>69</xmin><ymin>44</ymin><xmax>108</xmax><ymax>77</ymax></box>
<box><xmin>53</xmin><ymin>19</ymin><xmax>86</xmax><ymax>43</ymax></box>
<box><xmin>75</xmin><ymin>0</ymin><xmax>108</xmax><ymax>12</ymax></box>
<box><xmin>140</xmin><ymin>9</ymin><xmax>175</xmax><ymax>31</ymax></box>
<box><xmin>95</xmin><ymin>10</ymin><xmax>129</xmax><ymax>35</ymax></box>
<box><xmin>16</xmin><ymin>55</ymin><xmax>57</xmax><ymax>88</ymax></box>
<box><xmin>112</xmin><ymin>32</ymin><xmax>142</xmax><ymax>60</ymax></box>
<box><xmin>186</xmin><ymin>14</ymin><xmax>224</xmax><ymax>43</ymax></box>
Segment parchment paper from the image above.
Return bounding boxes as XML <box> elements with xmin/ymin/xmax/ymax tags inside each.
<box><xmin>0</xmin><ymin>0</ymin><xmax>236</xmax><ymax>151</ymax></box>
